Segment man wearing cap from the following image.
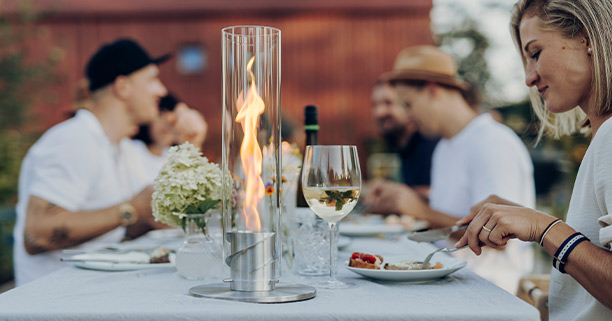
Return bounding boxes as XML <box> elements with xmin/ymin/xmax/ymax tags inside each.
<box><xmin>13</xmin><ymin>38</ymin><xmax>170</xmax><ymax>285</ymax></box>
<box><xmin>366</xmin><ymin>45</ymin><xmax>535</xmax><ymax>293</ymax></box>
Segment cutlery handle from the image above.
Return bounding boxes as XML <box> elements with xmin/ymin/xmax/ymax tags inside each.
<box><xmin>444</xmin><ymin>245</ymin><xmax>469</xmax><ymax>253</ymax></box>
<box><xmin>451</xmin><ymin>223</ymin><xmax>469</xmax><ymax>233</ymax></box>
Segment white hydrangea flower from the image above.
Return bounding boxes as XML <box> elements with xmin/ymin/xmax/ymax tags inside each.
<box><xmin>151</xmin><ymin>142</ymin><xmax>223</xmax><ymax>228</ymax></box>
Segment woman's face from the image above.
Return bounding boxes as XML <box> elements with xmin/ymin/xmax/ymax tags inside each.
<box><xmin>150</xmin><ymin>110</ymin><xmax>177</xmax><ymax>147</ymax></box>
<box><xmin>519</xmin><ymin>16</ymin><xmax>593</xmax><ymax>114</ymax></box>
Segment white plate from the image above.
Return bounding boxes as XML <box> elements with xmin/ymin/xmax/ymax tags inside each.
<box><xmin>338</xmin><ymin>220</ymin><xmax>428</xmax><ymax>237</ymax></box>
<box><xmin>346</xmin><ymin>256</ymin><xmax>466</xmax><ymax>282</ymax></box>
<box><xmin>69</xmin><ymin>252</ymin><xmax>175</xmax><ymax>272</ymax></box>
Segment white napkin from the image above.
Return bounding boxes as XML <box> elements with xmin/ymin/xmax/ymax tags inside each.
<box><xmin>72</xmin><ymin>251</ymin><xmax>151</xmax><ymax>263</ymax></box>
<box><xmin>597</xmin><ymin>214</ymin><xmax>612</xmax><ymax>249</ymax></box>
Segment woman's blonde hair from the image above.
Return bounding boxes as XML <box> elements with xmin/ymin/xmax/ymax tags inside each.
<box><xmin>510</xmin><ymin>0</ymin><xmax>612</xmax><ymax>139</ymax></box>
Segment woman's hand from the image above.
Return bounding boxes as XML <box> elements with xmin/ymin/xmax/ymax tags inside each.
<box><xmin>456</xmin><ymin>194</ymin><xmax>521</xmax><ymax>226</ymax></box>
<box><xmin>455</xmin><ymin>203</ymin><xmax>557</xmax><ymax>255</ymax></box>
<box><xmin>173</xmin><ymin>104</ymin><xmax>207</xmax><ymax>147</ymax></box>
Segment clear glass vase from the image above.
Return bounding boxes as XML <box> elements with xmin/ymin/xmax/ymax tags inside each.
<box><xmin>175</xmin><ymin>213</ymin><xmax>224</xmax><ymax>280</ymax></box>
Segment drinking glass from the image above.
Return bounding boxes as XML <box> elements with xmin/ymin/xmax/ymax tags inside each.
<box><xmin>301</xmin><ymin>145</ymin><xmax>361</xmax><ymax>289</ymax></box>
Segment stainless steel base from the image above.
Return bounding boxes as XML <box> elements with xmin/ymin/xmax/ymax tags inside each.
<box><xmin>189</xmin><ymin>283</ymin><xmax>316</xmax><ymax>303</ymax></box>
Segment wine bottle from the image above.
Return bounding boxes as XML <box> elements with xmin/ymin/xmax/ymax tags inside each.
<box><xmin>297</xmin><ymin>105</ymin><xmax>319</xmax><ymax>207</ymax></box>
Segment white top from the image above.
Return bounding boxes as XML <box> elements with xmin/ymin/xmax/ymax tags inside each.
<box><xmin>131</xmin><ymin>139</ymin><xmax>167</xmax><ymax>181</ymax></box>
<box><xmin>0</xmin><ymin>237</ymin><xmax>540</xmax><ymax>321</ymax></box>
<box><xmin>430</xmin><ymin>113</ymin><xmax>536</xmax><ymax>293</ymax></box>
<box><xmin>13</xmin><ymin>109</ymin><xmax>150</xmax><ymax>285</ymax></box>
<box><xmin>549</xmin><ymin>116</ymin><xmax>612</xmax><ymax>321</ymax></box>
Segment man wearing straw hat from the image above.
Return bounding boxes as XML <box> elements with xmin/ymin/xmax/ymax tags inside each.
<box><xmin>13</xmin><ymin>39</ymin><xmax>172</xmax><ymax>285</ymax></box>
<box><xmin>366</xmin><ymin>45</ymin><xmax>535</xmax><ymax>293</ymax></box>
<box><xmin>369</xmin><ymin>79</ymin><xmax>439</xmax><ymax>198</ymax></box>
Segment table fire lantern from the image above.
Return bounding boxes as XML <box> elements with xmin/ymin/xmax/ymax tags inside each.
<box><xmin>189</xmin><ymin>25</ymin><xmax>316</xmax><ymax>303</ymax></box>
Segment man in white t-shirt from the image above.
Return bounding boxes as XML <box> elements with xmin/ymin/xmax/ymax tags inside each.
<box><xmin>366</xmin><ymin>45</ymin><xmax>535</xmax><ymax>293</ymax></box>
<box><xmin>13</xmin><ymin>39</ymin><xmax>171</xmax><ymax>285</ymax></box>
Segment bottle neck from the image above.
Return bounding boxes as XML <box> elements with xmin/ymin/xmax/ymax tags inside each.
<box><xmin>305</xmin><ymin>130</ymin><xmax>318</xmax><ymax>146</ymax></box>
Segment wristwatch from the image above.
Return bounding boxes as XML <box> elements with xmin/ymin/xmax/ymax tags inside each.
<box><xmin>118</xmin><ymin>203</ymin><xmax>137</xmax><ymax>226</ymax></box>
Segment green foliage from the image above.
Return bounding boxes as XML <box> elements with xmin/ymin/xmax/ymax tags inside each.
<box><xmin>438</xmin><ymin>18</ymin><xmax>491</xmax><ymax>95</ymax></box>
<box><xmin>181</xmin><ymin>199</ymin><xmax>221</xmax><ymax>231</ymax></box>
<box><xmin>0</xmin><ymin>0</ymin><xmax>58</xmax><ymax>284</ymax></box>
<box><xmin>0</xmin><ymin>208</ymin><xmax>15</xmax><ymax>285</ymax></box>
<box><xmin>0</xmin><ymin>1</ymin><xmax>56</xmax><ymax>207</ymax></box>
<box><xmin>437</xmin><ymin>20</ymin><xmax>490</xmax><ymax>99</ymax></box>
<box><xmin>323</xmin><ymin>189</ymin><xmax>357</xmax><ymax>211</ymax></box>
<box><xmin>0</xmin><ymin>131</ymin><xmax>33</xmax><ymax>205</ymax></box>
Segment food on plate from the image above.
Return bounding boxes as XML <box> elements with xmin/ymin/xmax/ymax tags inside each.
<box><xmin>349</xmin><ymin>252</ymin><xmax>384</xmax><ymax>270</ymax></box>
<box><xmin>385</xmin><ymin>259</ymin><xmax>443</xmax><ymax>270</ymax></box>
<box><xmin>149</xmin><ymin>248</ymin><xmax>170</xmax><ymax>264</ymax></box>
<box><xmin>384</xmin><ymin>214</ymin><xmax>415</xmax><ymax>229</ymax></box>
<box><xmin>349</xmin><ymin>252</ymin><xmax>443</xmax><ymax>270</ymax></box>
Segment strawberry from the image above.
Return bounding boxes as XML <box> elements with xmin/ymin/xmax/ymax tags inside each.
<box><xmin>361</xmin><ymin>254</ymin><xmax>378</xmax><ymax>264</ymax></box>
<box><xmin>351</xmin><ymin>252</ymin><xmax>380</xmax><ymax>264</ymax></box>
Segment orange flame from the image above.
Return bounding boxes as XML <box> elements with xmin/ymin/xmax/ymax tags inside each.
<box><xmin>235</xmin><ymin>56</ymin><xmax>264</xmax><ymax>232</ymax></box>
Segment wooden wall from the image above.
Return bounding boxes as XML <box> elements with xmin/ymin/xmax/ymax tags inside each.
<box><xmin>22</xmin><ymin>0</ymin><xmax>434</xmax><ymax>167</ymax></box>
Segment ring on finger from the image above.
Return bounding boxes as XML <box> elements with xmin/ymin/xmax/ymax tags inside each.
<box><xmin>482</xmin><ymin>226</ymin><xmax>492</xmax><ymax>233</ymax></box>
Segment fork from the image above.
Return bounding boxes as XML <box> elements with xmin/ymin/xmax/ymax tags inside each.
<box><xmin>421</xmin><ymin>245</ymin><xmax>468</xmax><ymax>268</ymax></box>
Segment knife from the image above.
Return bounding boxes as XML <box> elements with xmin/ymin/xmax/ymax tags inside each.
<box><xmin>406</xmin><ymin>223</ymin><xmax>469</xmax><ymax>242</ymax></box>
<box><xmin>60</xmin><ymin>258</ymin><xmax>151</xmax><ymax>264</ymax></box>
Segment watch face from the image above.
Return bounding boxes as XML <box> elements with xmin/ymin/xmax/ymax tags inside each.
<box><xmin>119</xmin><ymin>204</ymin><xmax>136</xmax><ymax>226</ymax></box>
<box><xmin>122</xmin><ymin>211</ymin><xmax>133</xmax><ymax>221</ymax></box>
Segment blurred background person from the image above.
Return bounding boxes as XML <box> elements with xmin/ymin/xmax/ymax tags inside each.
<box><xmin>131</xmin><ymin>93</ymin><xmax>207</xmax><ymax>180</ymax></box>
<box><xmin>368</xmin><ymin>80</ymin><xmax>439</xmax><ymax>199</ymax></box>
<box><xmin>366</xmin><ymin>45</ymin><xmax>535</xmax><ymax>293</ymax></box>
<box><xmin>12</xmin><ymin>38</ymin><xmax>170</xmax><ymax>285</ymax></box>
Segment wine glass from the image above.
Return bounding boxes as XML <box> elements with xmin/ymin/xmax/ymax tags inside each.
<box><xmin>301</xmin><ymin>145</ymin><xmax>361</xmax><ymax>289</ymax></box>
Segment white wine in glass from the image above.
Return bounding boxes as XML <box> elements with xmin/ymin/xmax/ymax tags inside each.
<box><xmin>301</xmin><ymin>145</ymin><xmax>361</xmax><ymax>289</ymax></box>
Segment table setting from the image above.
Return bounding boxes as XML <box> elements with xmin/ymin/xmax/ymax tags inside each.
<box><xmin>0</xmin><ymin>25</ymin><xmax>539</xmax><ymax>321</ymax></box>
<box><xmin>0</xmin><ymin>233</ymin><xmax>539</xmax><ymax>321</ymax></box>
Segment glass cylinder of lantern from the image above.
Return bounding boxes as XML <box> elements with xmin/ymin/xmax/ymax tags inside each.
<box><xmin>221</xmin><ymin>26</ymin><xmax>281</xmax><ymax>292</ymax></box>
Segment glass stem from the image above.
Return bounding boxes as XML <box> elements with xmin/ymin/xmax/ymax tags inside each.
<box><xmin>329</xmin><ymin>222</ymin><xmax>337</xmax><ymax>282</ymax></box>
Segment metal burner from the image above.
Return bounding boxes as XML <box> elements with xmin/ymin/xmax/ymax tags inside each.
<box><xmin>189</xmin><ymin>283</ymin><xmax>316</xmax><ymax>303</ymax></box>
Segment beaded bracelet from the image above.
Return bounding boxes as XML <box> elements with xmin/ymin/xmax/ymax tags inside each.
<box><xmin>553</xmin><ymin>232</ymin><xmax>589</xmax><ymax>274</ymax></box>
<box><xmin>539</xmin><ymin>219</ymin><xmax>562</xmax><ymax>246</ymax></box>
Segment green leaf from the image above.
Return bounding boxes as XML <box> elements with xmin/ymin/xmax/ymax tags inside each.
<box><xmin>195</xmin><ymin>217</ymin><xmax>206</xmax><ymax>231</ymax></box>
<box><xmin>181</xmin><ymin>217</ymin><xmax>186</xmax><ymax>232</ymax></box>
<box><xmin>197</xmin><ymin>199</ymin><xmax>220</xmax><ymax>214</ymax></box>
<box><xmin>335</xmin><ymin>198</ymin><xmax>345</xmax><ymax>211</ymax></box>
<box><xmin>185</xmin><ymin>204</ymin><xmax>199</xmax><ymax>214</ymax></box>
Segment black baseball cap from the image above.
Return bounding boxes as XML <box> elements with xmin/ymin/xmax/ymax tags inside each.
<box><xmin>86</xmin><ymin>38</ymin><xmax>172</xmax><ymax>92</ymax></box>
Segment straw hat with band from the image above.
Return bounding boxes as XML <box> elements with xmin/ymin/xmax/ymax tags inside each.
<box><xmin>380</xmin><ymin>45</ymin><xmax>469</xmax><ymax>92</ymax></box>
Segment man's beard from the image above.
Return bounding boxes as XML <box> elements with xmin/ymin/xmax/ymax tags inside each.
<box><xmin>382</xmin><ymin>127</ymin><xmax>406</xmax><ymax>151</ymax></box>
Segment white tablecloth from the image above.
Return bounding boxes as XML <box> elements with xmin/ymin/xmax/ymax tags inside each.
<box><xmin>0</xmin><ymin>236</ymin><xmax>539</xmax><ymax>321</ymax></box>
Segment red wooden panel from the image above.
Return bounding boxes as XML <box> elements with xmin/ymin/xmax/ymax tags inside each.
<box><xmin>24</xmin><ymin>7</ymin><xmax>434</xmax><ymax>168</ymax></box>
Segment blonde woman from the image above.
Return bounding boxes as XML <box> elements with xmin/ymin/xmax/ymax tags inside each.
<box><xmin>456</xmin><ymin>0</ymin><xmax>612</xmax><ymax>319</ymax></box>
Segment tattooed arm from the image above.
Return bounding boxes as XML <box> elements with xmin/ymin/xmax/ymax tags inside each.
<box><xmin>23</xmin><ymin>185</ymin><xmax>155</xmax><ymax>255</ymax></box>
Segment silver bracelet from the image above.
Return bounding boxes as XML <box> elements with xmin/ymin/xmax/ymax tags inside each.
<box><xmin>539</xmin><ymin>219</ymin><xmax>562</xmax><ymax>246</ymax></box>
